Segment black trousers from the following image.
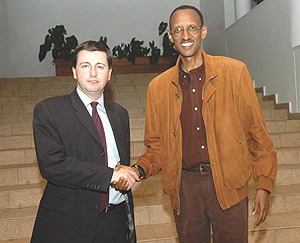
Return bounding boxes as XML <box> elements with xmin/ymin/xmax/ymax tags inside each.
<box><xmin>92</xmin><ymin>202</ymin><xmax>128</xmax><ymax>243</ymax></box>
<box><xmin>174</xmin><ymin>170</ymin><xmax>248</xmax><ymax>243</ymax></box>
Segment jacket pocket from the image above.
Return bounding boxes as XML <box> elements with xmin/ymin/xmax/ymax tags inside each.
<box><xmin>39</xmin><ymin>195</ymin><xmax>73</xmax><ymax>214</ymax></box>
<box><xmin>221</xmin><ymin>137</ymin><xmax>252</xmax><ymax>190</ymax></box>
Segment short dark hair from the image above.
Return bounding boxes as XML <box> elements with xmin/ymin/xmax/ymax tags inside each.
<box><xmin>169</xmin><ymin>5</ymin><xmax>204</xmax><ymax>29</ymax></box>
<box><xmin>72</xmin><ymin>40</ymin><xmax>112</xmax><ymax>69</ymax></box>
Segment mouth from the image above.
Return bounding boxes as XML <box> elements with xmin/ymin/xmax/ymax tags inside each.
<box><xmin>180</xmin><ymin>41</ymin><xmax>194</xmax><ymax>48</ymax></box>
<box><xmin>88</xmin><ymin>80</ymin><xmax>99</xmax><ymax>83</ymax></box>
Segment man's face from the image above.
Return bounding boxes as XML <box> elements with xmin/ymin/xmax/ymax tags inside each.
<box><xmin>72</xmin><ymin>50</ymin><xmax>112</xmax><ymax>100</ymax></box>
<box><xmin>168</xmin><ymin>9</ymin><xmax>207</xmax><ymax>59</ymax></box>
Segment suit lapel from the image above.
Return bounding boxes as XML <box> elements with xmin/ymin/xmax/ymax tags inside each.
<box><xmin>70</xmin><ymin>90</ymin><xmax>103</xmax><ymax>146</ymax></box>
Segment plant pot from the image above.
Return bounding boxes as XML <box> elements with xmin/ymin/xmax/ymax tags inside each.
<box><xmin>55</xmin><ymin>56</ymin><xmax>178</xmax><ymax>76</ymax></box>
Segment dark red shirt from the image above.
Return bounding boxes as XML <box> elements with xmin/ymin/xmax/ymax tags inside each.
<box><xmin>179</xmin><ymin>62</ymin><xmax>210</xmax><ymax>169</ymax></box>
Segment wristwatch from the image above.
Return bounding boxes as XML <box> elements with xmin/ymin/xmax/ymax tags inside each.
<box><xmin>132</xmin><ymin>164</ymin><xmax>145</xmax><ymax>180</ymax></box>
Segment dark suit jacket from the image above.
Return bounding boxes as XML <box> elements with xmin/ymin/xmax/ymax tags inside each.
<box><xmin>31</xmin><ymin>89</ymin><xmax>136</xmax><ymax>243</ymax></box>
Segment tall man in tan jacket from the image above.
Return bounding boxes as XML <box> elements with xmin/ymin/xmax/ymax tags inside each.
<box><xmin>132</xmin><ymin>5</ymin><xmax>277</xmax><ymax>243</ymax></box>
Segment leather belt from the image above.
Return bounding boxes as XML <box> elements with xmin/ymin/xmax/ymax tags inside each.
<box><xmin>103</xmin><ymin>201</ymin><xmax>125</xmax><ymax>214</ymax></box>
<box><xmin>182</xmin><ymin>163</ymin><xmax>211</xmax><ymax>174</ymax></box>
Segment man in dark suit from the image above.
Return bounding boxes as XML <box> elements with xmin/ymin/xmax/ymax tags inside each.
<box><xmin>31</xmin><ymin>41</ymin><xmax>139</xmax><ymax>243</ymax></box>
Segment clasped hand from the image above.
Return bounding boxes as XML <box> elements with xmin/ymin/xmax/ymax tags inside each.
<box><xmin>111</xmin><ymin>165</ymin><xmax>140</xmax><ymax>191</ymax></box>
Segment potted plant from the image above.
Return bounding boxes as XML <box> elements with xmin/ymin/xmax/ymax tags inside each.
<box><xmin>39</xmin><ymin>23</ymin><xmax>178</xmax><ymax>76</ymax></box>
<box><xmin>38</xmin><ymin>25</ymin><xmax>78</xmax><ymax>64</ymax></box>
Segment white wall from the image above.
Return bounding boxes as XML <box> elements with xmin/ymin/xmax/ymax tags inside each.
<box><xmin>200</xmin><ymin>0</ymin><xmax>226</xmax><ymax>56</ymax></box>
<box><xmin>225</xmin><ymin>0</ymin><xmax>299</xmax><ymax>112</ymax></box>
<box><xmin>0</xmin><ymin>0</ymin><xmax>200</xmax><ymax>78</ymax></box>
<box><xmin>291</xmin><ymin>0</ymin><xmax>300</xmax><ymax>47</ymax></box>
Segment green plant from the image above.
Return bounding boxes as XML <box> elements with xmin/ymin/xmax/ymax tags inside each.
<box><xmin>127</xmin><ymin>38</ymin><xmax>150</xmax><ymax>64</ymax></box>
<box><xmin>99</xmin><ymin>36</ymin><xmax>109</xmax><ymax>50</ymax></box>
<box><xmin>113</xmin><ymin>38</ymin><xmax>150</xmax><ymax>64</ymax></box>
<box><xmin>149</xmin><ymin>41</ymin><xmax>160</xmax><ymax>64</ymax></box>
<box><xmin>158</xmin><ymin>22</ymin><xmax>177</xmax><ymax>58</ymax></box>
<box><xmin>39</xmin><ymin>25</ymin><xmax>78</xmax><ymax>64</ymax></box>
<box><xmin>112</xmin><ymin>43</ymin><xmax>130</xmax><ymax>59</ymax></box>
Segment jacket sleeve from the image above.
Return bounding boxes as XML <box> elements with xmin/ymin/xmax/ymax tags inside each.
<box><xmin>136</xmin><ymin>83</ymin><xmax>162</xmax><ymax>178</ymax></box>
<box><xmin>238</xmin><ymin>65</ymin><xmax>277</xmax><ymax>193</ymax></box>
<box><xmin>33</xmin><ymin>101</ymin><xmax>113</xmax><ymax>193</ymax></box>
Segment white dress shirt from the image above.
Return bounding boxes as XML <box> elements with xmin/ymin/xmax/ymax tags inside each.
<box><xmin>76</xmin><ymin>87</ymin><xmax>125</xmax><ymax>205</ymax></box>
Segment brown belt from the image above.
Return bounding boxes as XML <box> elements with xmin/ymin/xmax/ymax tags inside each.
<box><xmin>182</xmin><ymin>163</ymin><xmax>211</xmax><ymax>173</ymax></box>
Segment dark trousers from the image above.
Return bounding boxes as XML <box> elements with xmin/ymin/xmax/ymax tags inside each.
<box><xmin>173</xmin><ymin>170</ymin><xmax>248</xmax><ymax>243</ymax></box>
<box><xmin>92</xmin><ymin>202</ymin><xmax>128</xmax><ymax>243</ymax></box>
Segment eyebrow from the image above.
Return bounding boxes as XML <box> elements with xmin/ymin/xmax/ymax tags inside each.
<box><xmin>78</xmin><ymin>62</ymin><xmax>107</xmax><ymax>66</ymax></box>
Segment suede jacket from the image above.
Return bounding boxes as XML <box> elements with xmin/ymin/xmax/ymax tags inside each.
<box><xmin>137</xmin><ymin>50</ymin><xmax>277</xmax><ymax>215</ymax></box>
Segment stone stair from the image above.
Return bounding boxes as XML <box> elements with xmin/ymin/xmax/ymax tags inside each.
<box><xmin>1</xmin><ymin>75</ymin><xmax>300</xmax><ymax>243</ymax></box>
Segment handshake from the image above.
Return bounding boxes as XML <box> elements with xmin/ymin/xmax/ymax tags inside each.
<box><xmin>111</xmin><ymin>165</ymin><xmax>141</xmax><ymax>191</ymax></box>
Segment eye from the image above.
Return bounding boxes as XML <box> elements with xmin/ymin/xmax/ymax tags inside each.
<box><xmin>97</xmin><ymin>65</ymin><xmax>104</xmax><ymax>70</ymax></box>
<box><xmin>189</xmin><ymin>25</ymin><xmax>196</xmax><ymax>31</ymax></box>
<box><xmin>81</xmin><ymin>64</ymin><xmax>89</xmax><ymax>69</ymax></box>
<box><xmin>174</xmin><ymin>27</ymin><xmax>182</xmax><ymax>33</ymax></box>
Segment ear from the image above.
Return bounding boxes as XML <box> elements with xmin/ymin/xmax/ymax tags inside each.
<box><xmin>72</xmin><ymin>67</ymin><xmax>77</xmax><ymax>80</ymax></box>
<box><xmin>201</xmin><ymin>25</ymin><xmax>208</xmax><ymax>40</ymax></box>
<box><xmin>108</xmin><ymin>68</ymin><xmax>112</xmax><ymax>81</ymax></box>
<box><xmin>168</xmin><ymin>30</ymin><xmax>174</xmax><ymax>43</ymax></box>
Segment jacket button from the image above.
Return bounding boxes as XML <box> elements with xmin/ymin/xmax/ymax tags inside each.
<box><xmin>175</xmin><ymin>94</ymin><xmax>180</xmax><ymax>99</ymax></box>
<box><xmin>86</xmin><ymin>184</ymin><xmax>90</xmax><ymax>188</ymax></box>
<box><xmin>100</xmin><ymin>152</ymin><xmax>105</xmax><ymax>157</ymax></box>
<box><xmin>94</xmin><ymin>203</ymin><xmax>99</xmax><ymax>210</ymax></box>
<box><xmin>239</xmin><ymin>138</ymin><xmax>242</xmax><ymax>144</ymax></box>
<box><xmin>97</xmin><ymin>185</ymin><xmax>101</xmax><ymax>190</ymax></box>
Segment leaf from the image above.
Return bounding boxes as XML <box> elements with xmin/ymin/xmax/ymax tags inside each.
<box><xmin>159</xmin><ymin>22</ymin><xmax>168</xmax><ymax>35</ymax></box>
<box><xmin>38</xmin><ymin>44</ymin><xmax>47</xmax><ymax>62</ymax></box>
<box><xmin>44</xmin><ymin>35</ymin><xmax>52</xmax><ymax>52</ymax></box>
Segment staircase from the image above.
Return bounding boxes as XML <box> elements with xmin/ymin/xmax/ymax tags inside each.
<box><xmin>0</xmin><ymin>75</ymin><xmax>300</xmax><ymax>243</ymax></box>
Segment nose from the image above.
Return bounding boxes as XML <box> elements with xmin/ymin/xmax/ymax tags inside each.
<box><xmin>182</xmin><ymin>28</ymin><xmax>190</xmax><ymax>40</ymax></box>
<box><xmin>90</xmin><ymin>67</ymin><xmax>97</xmax><ymax>77</ymax></box>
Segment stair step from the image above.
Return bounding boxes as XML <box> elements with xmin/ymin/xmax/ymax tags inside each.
<box><xmin>0</xmin><ymin>238</ymin><xmax>30</xmax><ymax>243</ymax></box>
<box><xmin>2</xmin><ymin>212</ymin><xmax>300</xmax><ymax>243</ymax></box>
<box><xmin>0</xmin><ymin>183</ymin><xmax>45</xmax><ymax>209</ymax></box>
<box><xmin>274</xmin><ymin>164</ymin><xmax>300</xmax><ymax>186</ymax></box>
<box><xmin>0</xmin><ymin>207</ymin><xmax>37</xmax><ymax>241</ymax></box>
<box><xmin>262</xmin><ymin>109</ymin><xmax>288</xmax><ymax>121</ymax></box>
<box><xmin>0</xmin><ymin>164</ymin><xmax>44</xmax><ymax>187</ymax></box>
<box><xmin>266</xmin><ymin>120</ymin><xmax>300</xmax><ymax>133</ymax></box>
<box><xmin>270</xmin><ymin>132</ymin><xmax>300</xmax><ymax>148</ymax></box>
<box><xmin>136</xmin><ymin>223</ymin><xmax>177</xmax><ymax>243</ymax></box>
<box><xmin>0</xmin><ymin>135</ymin><xmax>33</xmax><ymax>150</ymax></box>
<box><xmin>248</xmin><ymin>212</ymin><xmax>300</xmax><ymax>243</ymax></box>
<box><xmin>130</xmin><ymin>142</ymin><xmax>147</xmax><ymax>158</ymax></box>
<box><xmin>0</xmin><ymin>149</ymin><xmax>36</xmax><ymax>166</ymax></box>
<box><xmin>277</xmin><ymin>147</ymin><xmax>300</xmax><ymax>165</ymax></box>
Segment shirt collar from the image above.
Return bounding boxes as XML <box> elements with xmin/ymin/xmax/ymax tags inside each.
<box><xmin>76</xmin><ymin>87</ymin><xmax>105</xmax><ymax>112</ymax></box>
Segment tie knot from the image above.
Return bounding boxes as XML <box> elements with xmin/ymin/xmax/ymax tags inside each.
<box><xmin>91</xmin><ymin>102</ymin><xmax>98</xmax><ymax>109</ymax></box>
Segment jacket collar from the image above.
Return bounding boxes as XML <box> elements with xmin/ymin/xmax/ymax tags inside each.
<box><xmin>70</xmin><ymin>89</ymin><xmax>103</xmax><ymax>146</ymax></box>
<box><xmin>172</xmin><ymin>50</ymin><xmax>218</xmax><ymax>103</ymax></box>
<box><xmin>172</xmin><ymin>49</ymin><xmax>218</xmax><ymax>84</ymax></box>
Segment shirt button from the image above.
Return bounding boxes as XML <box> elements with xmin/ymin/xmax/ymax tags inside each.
<box><xmin>199</xmin><ymin>77</ymin><xmax>202</xmax><ymax>81</ymax></box>
<box><xmin>192</xmin><ymin>88</ymin><xmax>196</xmax><ymax>93</ymax></box>
<box><xmin>195</xmin><ymin>107</ymin><xmax>198</xmax><ymax>111</ymax></box>
<box><xmin>196</xmin><ymin>127</ymin><xmax>200</xmax><ymax>131</ymax></box>
<box><xmin>201</xmin><ymin>145</ymin><xmax>205</xmax><ymax>149</ymax></box>
<box><xmin>183</xmin><ymin>75</ymin><xmax>187</xmax><ymax>79</ymax></box>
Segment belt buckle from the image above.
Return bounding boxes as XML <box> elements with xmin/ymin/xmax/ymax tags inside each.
<box><xmin>199</xmin><ymin>165</ymin><xmax>203</xmax><ymax>173</ymax></box>
<box><xmin>105</xmin><ymin>205</ymin><xmax>110</xmax><ymax>213</ymax></box>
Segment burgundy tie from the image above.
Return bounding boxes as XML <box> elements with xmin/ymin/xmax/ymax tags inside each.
<box><xmin>91</xmin><ymin>102</ymin><xmax>109</xmax><ymax>213</ymax></box>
